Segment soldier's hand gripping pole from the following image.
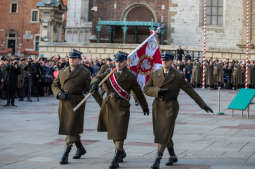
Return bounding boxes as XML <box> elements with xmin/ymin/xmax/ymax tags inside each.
<box><xmin>73</xmin><ymin>69</ymin><xmax>116</xmax><ymax>112</ymax></box>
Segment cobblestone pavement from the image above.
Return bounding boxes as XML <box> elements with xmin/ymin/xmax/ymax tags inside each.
<box><xmin>0</xmin><ymin>88</ymin><xmax>255</xmax><ymax>169</ymax></box>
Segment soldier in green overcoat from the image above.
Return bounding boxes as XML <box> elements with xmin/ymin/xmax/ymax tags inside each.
<box><xmin>90</xmin><ymin>52</ymin><xmax>149</xmax><ymax>169</ymax></box>
<box><xmin>144</xmin><ymin>53</ymin><xmax>213</xmax><ymax>169</ymax></box>
<box><xmin>52</xmin><ymin>49</ymin><xmax>102</xmax><ymax>165</ymax></box>
<box><xmin>191</xmin><ymin>59</ymin><xmax>202</xmax><ymax>87</ymax></box>
<box><xmin>231</xmin><ymin>61</ymin><xmax>242</xmax><ymax>89</ymax></box>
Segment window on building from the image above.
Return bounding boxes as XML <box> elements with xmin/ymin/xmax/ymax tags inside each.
<box><xmin>206</xmin><ymin>0</ymin><xmax>223</xmax><ymax>25</ymax></box>
<box><xmin>32</xmin><ymin>10</ymin><xmax>39</xmax><ymax>22</ymax></box>
<box><xmin>9</xmin><ymin>33</ymin><xmax>16</xmax><ymax>38</ymax></box>
<box><xmin>34</xmin><ymin>35</ymin><xmax>40</xmax><ymax>51</ymax></box>
<box><xmin>11</xmin><ymin>3</ymin><xmax>18</xmax><ymax>13</ymax></box>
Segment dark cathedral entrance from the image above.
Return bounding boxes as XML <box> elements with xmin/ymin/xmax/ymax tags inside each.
<box><xmin>125</xmin><ymin>5</ymin><xmax>155</xmax><ymax>44</ymax></box>
<box><xmin>95</xmin><ymin>4</ymin><xmax>166</xmax><ymax>44</ymax></box>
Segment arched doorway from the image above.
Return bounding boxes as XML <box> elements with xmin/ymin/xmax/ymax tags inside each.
<box><xmin>122</xmin><ymin>3</ymin><xmax>157</xmax><ymax>43</ymax></box>
<box><xmin>126</xmin><ymin>6</ymin><xmax>155</xmax><ymax>21</ymax></box>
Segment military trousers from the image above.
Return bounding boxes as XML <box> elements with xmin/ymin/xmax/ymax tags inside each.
<box><xmin>65</xmin><ymin>135</ymin><xmax>80</xmax><ymax>145</ymax></box>
<box><xmin>113</xmin><ymin>140</ymin><xmax>124</xmax><ymax>150</ymax></box>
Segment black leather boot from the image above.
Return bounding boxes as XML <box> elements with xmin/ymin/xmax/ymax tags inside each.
<box><xmin>118</xmin><ymin>149</ymin><xmax>126</xmax><ymax>162</ymax></box>
<box><xmin>109</xmin><ymin>150</ymin><xmax>121</xmax><ymax>169</ymax></box>
<box><xmin>73</xmin><ymin>140</ymin><xmax>86</xmax><ymax>159</ymax></box>
<box><xmin>59</xmin><ymin>144</ymin><xmax>72</xmax><ymax>165</ymax></box>
<box><xmin>151</xmin><ymin>152</ymin><xmax>163</xmax><ymax>169</ymax></box>
<box><xmin>165</xmin><ymin>147</ymin><xmax>178</xmax><ymax>166</ymax></box>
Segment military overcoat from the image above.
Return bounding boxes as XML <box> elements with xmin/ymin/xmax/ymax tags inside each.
<box><xmin>144</xmin><ymin>67</ymin><xmax>208</xmax><ymax>144</ymax></box>
<box><xmin>91</xmin><ymin>67</ymin><xmax>149</xmax><ymax>140</ymax></box>
<box><xmin>52</xmin><ymin>65</ymin><xmax>102</xmax><ymax>135</ymax></box>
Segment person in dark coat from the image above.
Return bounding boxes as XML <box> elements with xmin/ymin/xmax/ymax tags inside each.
<box><xmin>223</xmin><ymin>62</ymin><xmax>233</xmax><ymax>89</ymax></box>
<box><xmin>184</xmin><ymin>59</ymin><xmax>193</xmax><ymax>83</ymax></box>
<box><xmin>24</xmin><ymin>59</ymin><xmax>35</xmax><ymax>102</ymax></box>
<box><xmin>176</xmin><ymin>46</ymin><xmax>184</xmax><ymax>61</ymax></box>
<box><xmin>32</xmin><ymin>60</ymin><xmax>43</xmax><ymax>101</ymax></box>
<box><xmin>0</xmin><ymin>63</ymin><xmax>2</xmax><ymax>99</ymax></box>
<box><xmin>17</xmin><ymin>59</ymin><xmax>25</xmax><ymax>101</ymax></box>
<box><xmin>4</xmin><ymin>59</ymin><xmax>20</xmax><ymax>106</ymax></box>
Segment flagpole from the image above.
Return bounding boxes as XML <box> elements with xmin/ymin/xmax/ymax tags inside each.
<box><xmin>73</xmin><ymin>25</ymin><xmax>163</xmax><ymax>112</ymax></box>
<box><xmin>128</xmin><ymin>25</ymin><xmax>163</xmax><ymax>58</ymax></box>
<box><xmin>202</xmin><ymin>0</ymin><xmax>207</xmax><ymax>89</ymax></box>
<box><xmin>245</xmin><ymin>0</ymin><xmax>250</xmax><ymax>88</ymax></box>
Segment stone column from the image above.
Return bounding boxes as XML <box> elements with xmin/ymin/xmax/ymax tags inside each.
<box><xmin>108</xmin><ymin>26</ymin><xmax>113</xmax><ymax>43</ymax></box>
<box><xmin>160</xmin><ymin>28</ymin><xmax>166</xmax><ymax>44</ymax></box>
<box><xmin>134</xmin><ymin>26</ymin><xmax>138</xmax><ymax>43</ymax></box>
<box><xmin>96</xmin><ymin>25</ymin><xmax>101</xmax><ymax>43</ymax></box>
<box><xmin>122</xmin><ymin>26</ymin><xmax>128</xmax><ymax>44</ymax></box>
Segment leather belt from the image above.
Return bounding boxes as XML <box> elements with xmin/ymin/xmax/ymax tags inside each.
<box><xmin>63</xmin><ymin>90</ymin><xmax>83</xmax><ymax>95</ymax></box>
<box><xmin>158</xmin><ymin>96</ymin><xmax>177</xmax><ymax>102</ymax></box>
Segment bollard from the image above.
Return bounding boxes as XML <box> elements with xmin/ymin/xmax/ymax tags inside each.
<box><xmin>216</xmin><ymin>86</ymin><xmax>224</xmax><ymax>115</ymax></box>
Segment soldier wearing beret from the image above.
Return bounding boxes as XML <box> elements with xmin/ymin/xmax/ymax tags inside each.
<box><xmin>90</xmin><ymin>51</ymin><xmax>149</xmax><ymax>169</ymax></box>
<box><xmin>52</xmin><ymin>49</ymin><xmax>102</xmax><ymax>165</ymax></box>
<box><xmin>144</xmin><ymin>53</ymin><xmax>213</xmax><ymax>169</ymax></box>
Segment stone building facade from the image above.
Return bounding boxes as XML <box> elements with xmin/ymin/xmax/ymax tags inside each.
<box><xmin>171</xmin><ymin>0</ymin><xmax>244</xmax><ymax>50</ymax></box>
<box><xmin>38</xmin><ymin>0</ymin><xmax>255</xmax><ymax>61</ymax></box>
<box><xmin>91</xmin><ymin>0</ymin><xmax>247</xmax><ymax>51</ymax></box>
<box><xmin>65</xmin><ymin>0</ymin><xmax>93</xmax><ymax>43</ymax></box>
<box><xmin>37</xmin><ymin>0</ymin><xmax>67</xmax><ymax>44</ymax></box>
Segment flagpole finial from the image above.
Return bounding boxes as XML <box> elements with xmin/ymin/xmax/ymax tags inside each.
<box><xmin>155</xmin><ymin>24</ymin><xmax>165</xmax><ymax>34</ymax></box>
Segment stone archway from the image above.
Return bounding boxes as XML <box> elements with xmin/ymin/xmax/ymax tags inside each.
<box><xmin>120</xmin><ymin>3</ymin><xmax>158</xmax><ymax>43</ymax></box>
<box><xmin>121</xmin><ymin>3</ymin><xmax>157</xmax><ymax>22</ymax></box>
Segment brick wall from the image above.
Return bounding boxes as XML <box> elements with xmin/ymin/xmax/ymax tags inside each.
<box><xmin>0</xmin><ymin>0</ymin><xmax>42</xmax><ymax>56</ymax></box>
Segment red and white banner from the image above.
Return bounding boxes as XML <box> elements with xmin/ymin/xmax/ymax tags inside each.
<box><xmin>128</xmin><ymin>35</ymin><xmax>162</xmax><ymax>89</ymax></box>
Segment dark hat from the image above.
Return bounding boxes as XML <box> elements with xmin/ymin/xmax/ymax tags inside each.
<box><xmin>114</xmin><ymin>51</ymin><xmax>128</xmax><ymax>62</ymax></box>
<box><xmin>1</xmin><ymin>57</ymin><xmax>8</xmax><ymax>61</ymax></box>
<box><xmin>106</xmin><ymin>58</ymin><xmax>112</xmax><ymax>62</ymax></box>
<box><xmin>161</xmin><ymin>53</ymin><xmax>174</xmax><ymax>61</ymax></box>
<box><xmin>69</xmin><ymin>49</ymin><xmax>82</xmax><ymax>59</ymax></box>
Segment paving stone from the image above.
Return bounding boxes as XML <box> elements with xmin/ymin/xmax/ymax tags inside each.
<box><xmin>0</xmin><ymin>89</ymin><xmax>255</xmax><ymax>168</ymax></box>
